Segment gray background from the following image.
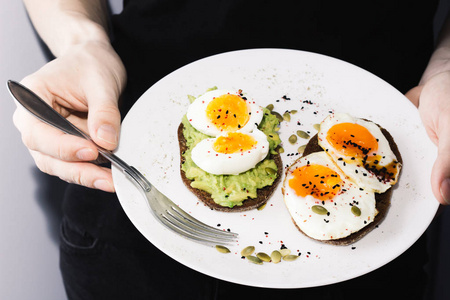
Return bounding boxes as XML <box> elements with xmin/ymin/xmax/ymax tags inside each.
<box><xmin>1</xmin><ymin>1</ymin><xmax>449</xmax><ymax>299</ymax></box>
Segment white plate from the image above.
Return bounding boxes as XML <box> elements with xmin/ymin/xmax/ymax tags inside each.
<box><xmin>112</xmin><ymin>49</ymin><xmax>438</xmax><ymax>288</ymax></box>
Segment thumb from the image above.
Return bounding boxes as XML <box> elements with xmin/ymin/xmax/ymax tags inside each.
<box><xmin>87</xmin><ymin>90</ymin><xmax>121</xmax><ymax>151</ymax></box>
<box><xmin>432</xmin><ymin>118</ymin><xmax>450</xmax><ymax>205</ymax></box>
<box><xmin>404</xmin><ymin>85</ymin><xmax>423</xmax><ymax>108</ymax></box>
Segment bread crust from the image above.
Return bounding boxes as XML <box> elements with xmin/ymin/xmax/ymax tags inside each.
<box><xmin>284</xmin><ymin>124</ymin><xmax>402</xmax><ymax>245</ymax></box>
<box><xmin>178</xmin><ymin>123</ymin><xmax>283</xmax><ymax>212</ymax></box>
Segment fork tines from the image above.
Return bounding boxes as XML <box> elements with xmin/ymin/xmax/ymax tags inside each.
<box><xmin>161</xmin><ymin>204</ymin><xmax>238</xmax><ymax>245</ymax></box>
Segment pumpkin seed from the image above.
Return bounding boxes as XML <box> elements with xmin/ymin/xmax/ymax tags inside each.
<box><xmin>279</xmin><ymin>248</ymin><xmax>291</xmax><ymax>257</ymax></box>
<box><xmin>271</xmin><ymin>111</ymin><xmax>283</xmax><ymax>122</ymax></box>
<box><xmin>266</xmin><ymin>104</ymin><xmax>274</xmax><ymax>111</ymax></box>
<box><xmin>313</xmin><ymin>123</ymin><xmax>321</xmax><ymax>131</ymax></box>
<box><xmin>247</xmin><ymin>255</ymin><xmax>263</xmax><ymax>265</ymax></box>
<box><xmin>271</xmin><ymin>250</ymin><xmax>282</xmax><ymax>264</ymax></box>
<box><xmin>298</xmin><ymin>144</ymin><xmax>306</xmax><ymax>154</ymax></box>
<box><xmin>296</xmin><ymin>130</ymin><xmax>310</xmax><ymax>139</ymax></box>
<box><xmin>278</xmin><ymin>147</ymin><xmax>285</xmax><ymax>154</ymax></box>
<box><xmin>288</xmin><ymin>134</ymin><xmax>298</xmax><ymax>144</ymax></box>
<box><xmin>265</xmin><ymin>167</ymin><xmax>277</xmax><ymax>175</ymax></box>
<box><xmin>215</xmin><ymin>245</ymin><xmax>230</xmax><ymax>253</ymax></box>
<box><xmin>351</xmin><ymin>206</ymin><xmax>362</xmax><ymax>217</ymax></box>
<box><xmin>256</xmin><ymin>252</ymin><xmax>271</xmax><ymax>262</ymax></box>
<box><xmin>283</xmin><ymin>112</ymin><xmax>291</xmax><ymax>122</ymax></box>
<box><xmin>290</xmin><ymin>110</ymin><xmax>298</xmax><ymax>115</ymax></box>
<box><xmin>241</xmin><ymin>246</ymin><xmax>255</xmax><ymax>257</ymax></box>
<box><xmin>257</xmin><ymin>203</ymin><xmax>266</xmax><ymax>211</ymax></box>
<box><xmin>312</xmin><ymin>205</ymin><xmax>328</xmax><ymax>215</ymax></box>
<box><xmin>283</xmin><ymin>255</ymin><xmax>299</xmax><ymax>262</ymax></box>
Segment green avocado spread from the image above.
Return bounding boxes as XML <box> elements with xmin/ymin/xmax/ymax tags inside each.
<box><xmin>181</xmin><ymin>106</ymin><xmax>281</xmax><ymax>208</ymax></box>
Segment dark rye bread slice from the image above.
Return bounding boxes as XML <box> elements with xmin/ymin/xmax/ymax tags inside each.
<box><xmin>284</xmin><ymin>125</ymin><xmax>402</xmax><ymax>246</ymax></box>
<box><xmin>178</xmin><ymin>123</ymin><xmax>283</xmax><ymax>212</ymax></box>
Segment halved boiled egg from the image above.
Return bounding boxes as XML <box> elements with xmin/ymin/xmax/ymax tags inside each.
<box><xmin>191</xmin><ymin>128</ymin><xmax>269</xmax><ymax>175</ymax></box>
<box><xmin>283</xmin><ymin>151</ymin><xmax>377</xmax><ymax>241</ymax></box>
<box><xmin>186</xmin><ymin>89</ymin><xmax>263</xmax><ymax>137</ymax></box>
<box><xmin>318</xmin><ymin>113</ymin><xmax>401</xmax><ymax>193</ymax></box>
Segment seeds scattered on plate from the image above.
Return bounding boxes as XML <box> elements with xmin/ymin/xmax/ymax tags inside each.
<box><xmin>351</xmin><ymin>206</ymin><xmax>362</xmax><ymax>217</ymax></box>
<box><xmin>296</xmin><ymin>130</ymin><xmax>310</xmax><ymax>139</ymax></box>
<box><xmin>312</xmin><ymin>205</ymin><xmax>328</xmax><ymax>215</ymax></box>
<box><xmin>271</xmin><ymin>250</ymin><xmax>282</xmax><ymax>264</ymax></box>
<box><xmin>289</xmin><ymin>134</ymin><xmax>297</xmax><ymax>144</ymax></box>
<box><xmin>241</xmin><ymin>246</ymin><xmax>255</xmax><ymax>257</ymax></box>
<box><xmin>215</xmin><ymin>245</ymin><xmax>230</xmax><ymax>253</ymax></box>
<box><xmin>257</xmin><ymin>203</ymin><xmax>267</xmax><ymax>211</ymax></box>
<box><xmin>247</xmin><ymin>255</ymin><xmax>263</xmax><ymax>265</ymax></box>
<box><xmin>256</xmin><ymin>252</ymin><xmax>271</xmax><ymax>262</ymax></box>
<box><xmin>283</xmin><ymin>255</ymin><xmax>299</xmax><ymax>262</ymax></box>
<box><xmin>279</xmin><ymin>248</ymin><xmax>291</xmax><ymax>257</ymax></box>
<box><xmin>271</xmin><ymin>111</ymin><xmax>283</xmax><ymax>122</ymax></box>
<box><xmin>298</xmin><ymin>144</ymin><xmax>306</xmax><ymax>154</ymax></box>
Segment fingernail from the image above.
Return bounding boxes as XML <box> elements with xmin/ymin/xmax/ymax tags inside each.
<box><xmin>440</xmin><ymin>178</ymin><xmax>450</xmax><ymax>205</ymax></box>
<box><xmin>76</xmin><ymin>148</ymin><xmax>96</xmax><ymax>161</ymax></box>
<box><xmin>97</xmin><ymin>125</ymin><xmax>118</xmax><ymax>146</ymax></box>
<box><xmin>94</xmin><ymin>179</ymin><xmax>115</xmax><ymax>192</ymax></box>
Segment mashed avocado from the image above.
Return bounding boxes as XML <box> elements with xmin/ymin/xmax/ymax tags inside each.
<box><xmin>181</xmin><ymin>107</ymin><xmax>281</xmax><ymax>208</ymax></box>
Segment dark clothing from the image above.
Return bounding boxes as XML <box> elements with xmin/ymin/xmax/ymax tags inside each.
<box><xmin>60</xmin><ymin>0</ymin><xmax>438</xmax><ymax>299</ymax></box>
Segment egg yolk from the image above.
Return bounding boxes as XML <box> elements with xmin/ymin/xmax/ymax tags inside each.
<box><xmin>326</xmin><ymin>122</ymin><xmax>399</xmax><ymax>183</ymax></box>
<box><xmin>213</xmin><ymin>132</ymin><xmax>257</xmax><ymax>154</ymax></box>
<box><xmin>289</xmin><ymin>164</ymin><xmax>342</xmax><ymax>201</ymax></box>
<box><xmin>326</xmin><ymin>123</ymin><xmax>378</xmax><ymax>158</ymax></box>
<box><xmin>206</xmin><ymin>94</ymin><xmax>250</xmax><ymax>132</ymax></box>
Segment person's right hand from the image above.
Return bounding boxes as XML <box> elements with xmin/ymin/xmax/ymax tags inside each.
<box><xmin>13</xmin><ymin>40</ymin><xmax>126</xmax><ymax>192</ymax></box>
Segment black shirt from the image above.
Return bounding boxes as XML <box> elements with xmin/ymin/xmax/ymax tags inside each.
<box><xmin>60</xmin><ymin>1</ymin><xmax>438</xmax><ymax>298</ymax></box>
<box><xmin>65</xmin><ymin>0</ymin><xmax>437</xmax><ymax>262</ymax></box>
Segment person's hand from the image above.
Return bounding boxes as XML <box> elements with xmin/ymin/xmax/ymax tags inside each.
<box><xmin>13</xmin><ymin>40</ymin><xmax>126</xmax><ymax>192</ymax></box>
<box><xmin>406</xmin><ymin>71</ymin><xmax>450</xmax><ymax>205</ymax></box>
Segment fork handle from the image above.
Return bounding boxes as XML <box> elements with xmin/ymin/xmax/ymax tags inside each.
<box><xmin>7</xmin><ymin>80</ymin><xmax>152</xmax><ymax>192</ymax></box>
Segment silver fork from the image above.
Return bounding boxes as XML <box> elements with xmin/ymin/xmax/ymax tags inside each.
<box><xmin>7</xmin><ymin>80</ymin><xmax>238</xmax><ymax>246</ymax></box>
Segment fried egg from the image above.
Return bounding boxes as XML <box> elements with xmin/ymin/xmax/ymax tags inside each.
<box><xmin>186</xmin><ymin>89</ymin><xmax>263</xmax><ymax>137</ymax></box>
<box><xmin>283</xmin><ymin>151</ymin><xmax>377</xmax><ymax>241</ymax></box>
<box><xmin>318</xmin><ymin>113</ymin><xmax>401</xmax><ymax>193</ymax></box>
<box><xmin>191</xmin><ymin>128</ymin><xmax>269</xmax><ymax>175</ymax></box>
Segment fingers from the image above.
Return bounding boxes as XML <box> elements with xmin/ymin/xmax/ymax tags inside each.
<box><xmin>82</xmin><ymin>46</ymin><xmax>125</xmax><ymax>151</ymax></box>
<box><xmin>13</xmin><ymin>107</ymin><xmax>98</xmax><ymax>162</ymax></box>
<box><xmin>431</xmin><ymin>114</ymin><xmax>450</xmax><ymax>205</ymax></box>
<box><xmin>30</xmin><ymin>150</ymin><xmax>115</xmax><ymax>192</ymax></box>
<box><xmin>78</xmin><ymin>72</ymin><xmax>122</xmax><ymax>151</ymax></box>
<box><xmin>404</xmin><ymin>85</ymin><xmax>423</xmax><ymax>108</ymax></box>
<box><xmin>14</xmin><ymin>107</ymin><xmax>115</xmax><ymax>193</ymax></box>
<box><xmin>87</xmin><ymin>97</ymin><xmax>121</xmax><ymax>150</ymax></box>
<box><xmin>418</xmin><ymin>72</ymin><xmax>450</xmax><ymax>205</ymax></box>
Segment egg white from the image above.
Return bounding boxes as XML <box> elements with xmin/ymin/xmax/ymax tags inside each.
<box><xmin>318</xmin><ymin>112</ymin><xmax>401</xmax><ymax>193</ymax></box>
<box><xmin>186</xmin><ymin>89</ymin><xmax>263</xmax><ymax>137</ymax></box>
<box><xmin>191</xmin><ymin>128</ymin><xmax>269</xmax><ymax>175</ymax></box>
<box><xmin>283</xmin><ymin>152</ymin><xmax>377</xmax><ymax>241</ymax></box>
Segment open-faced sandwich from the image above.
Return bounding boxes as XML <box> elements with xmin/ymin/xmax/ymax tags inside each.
<box><xmin>282</xmin><ymin>112</ymin><xmax>402</xmax><ymax>245</ymax></box>
<box><xmin>178</xmin><ymin>88</ymin><xmax>283</xmax><ymax>211</ymax></box>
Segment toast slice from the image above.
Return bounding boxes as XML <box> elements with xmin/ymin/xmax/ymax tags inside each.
<box><xmin>284</xmin><ymin>125</ymin><xmax>402</xmax><ymax>245</ymax></box>
<box><xmin>178</xmin><ymin>123</ymin><xmax>283</xmax><ymax>212</ymax></box>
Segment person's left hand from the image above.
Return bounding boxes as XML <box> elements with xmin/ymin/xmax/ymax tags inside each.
<box><xmin>406</xmin><ymin>71</ymin><xmax>450</xmax><ymax>205</ymax></box>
